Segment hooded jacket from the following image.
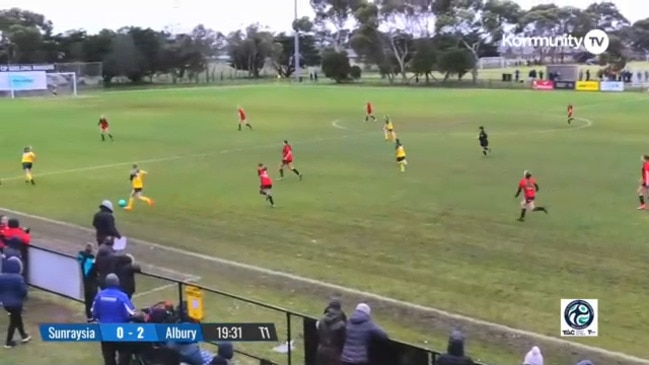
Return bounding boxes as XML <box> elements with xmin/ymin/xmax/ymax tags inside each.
<box><xmin>210</xmin><ymin>342</ymin><xmax>234</xmax><ymax>365</ymax></box>
<box><xmin>523</xmin><ymin>346</ymin><xmax>543</xmax><ymax>365</ymax></box>
<box><xmin>93</xmin><ymin>202</ymin><xmax>120</xmax><ymax>242</ymax></box>
<box><xmin>114</xmin><ymin>254</ymin><xmax>140</xmax><ymax>296</ymax></box>
<box><xmin>95</xmin><ymin>243</ymin><xmax>116</xmax><ymax>286</ymax></box>
<box><xmin>0</xmin><ymin>256</ymin><xmax>27</xmax><ymax>307</ymax></box>
<box><xmin>76</xmin><ymin>249</ymin><xmax>97</xmax><ymax>288</ymax></box>
<box><xmin>340</xmin><ymin>308</ymin><xmax>387</xmax><ymax>364</ymax></box>
<box><xmin>91</xmin><ymin>278</ymin><xmax>135</xmax><ymax>323</ymax></box>
<box><xmin>317</xmin><ymin>305</ymin><xmax>347</xmax><ymax>364</ymax></box>
<box><xmin>436</xmin><ymin>331</ymin><xmax>475</xmax><ymax>365</ymax></box>
<box><xmin>3</xmin><ymin>218</ymin><xmax>30</xmax><ymax>250</ymax></box>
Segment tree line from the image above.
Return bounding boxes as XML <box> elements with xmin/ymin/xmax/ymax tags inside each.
<box><xmin>0</xmin><ymin>1</ymin><xmax>646</xmax><ymax>84</ymax></box>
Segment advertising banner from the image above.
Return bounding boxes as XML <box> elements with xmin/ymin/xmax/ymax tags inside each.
<box><xmin>575</xmin><ymin>81</ymin><xmax>599</xmax><ymax>91</ymax></box>
<box><xmin>0</xmin><ymin>64</ymin><xmax>55</xmax><ymax>72</ymax></box>
<box><xmin>553</xmin><ymin>81</ymin><xmax>576</xmax><ymax>90</ymax></box>
<box><xmin>599</xmin><ymin>81</ymin><xmax>624</xmax><ymax>91</ymax></box>
<box><xmin>532</xmin><ymin>80</ymin><xmax>554</xmax><ymax>90</ymax></box>
<box><xmin>0</xmin><ymin>71</ymin><xmax>47</xmax><ymax>91</ymax></box>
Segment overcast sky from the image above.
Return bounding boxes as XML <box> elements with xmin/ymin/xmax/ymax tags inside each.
<box><xmin>0</xmin><ymin>0</ymin><xmax>641</xmax><ymax>34</ymax></box>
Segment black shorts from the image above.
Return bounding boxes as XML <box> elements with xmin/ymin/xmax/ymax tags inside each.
<box><xmin>22</xmin><ymin>163</ymin><xmax>32</xmax><ymax>170</ymax></box>
<box><xmin>281</xmin><ymin>160</ymin><xmax>292</xmax><ymax>165</ymax></box>
<box><xmin>133</xmin><ymin>188</ymin><xmax>142</xmax><ymax>193</ymax></box>
<box><xmin>396</xmin><ymin>157</ymin><xmax>405</xmax><ymax>162</ymax></box>
<box><xmin>260</xmin><ymin>185</ymin><xmax>272</xmax><ymax>190</ymax></box>
<box><xmin>480</xmin><ymin>141</ymin><xmax>488</xmax><ymax>147</ymax></box>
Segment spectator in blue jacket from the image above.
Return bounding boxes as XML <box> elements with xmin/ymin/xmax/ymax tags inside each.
<box><xmin>0</xmin><ymin>256</ymin><xmax>31</xmax><ymax>348</ymax></box>
<box><xmin>436</xmin><ymin>330</ymin><xmax>475</xmax><ymax>365</ymax></box>
<box><xmin>92</xmin><ymin>273</ymin><xmax>136</xmax><ymax>365</ymax></box>
<box><xmin>340</xmin><ymin>303</ymin><xmax>387</xmax><ymax>365</ymax></box>
<box><xmin>210</xmin><ymin>342</ymin><xmax>234</xmax><ymax>365</ymax></box>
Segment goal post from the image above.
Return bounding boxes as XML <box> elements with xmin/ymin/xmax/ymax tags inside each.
<box><xmin>4</xmin><ymin>72</ymin><xmax>78</xmax><ymax>98</ymax></box>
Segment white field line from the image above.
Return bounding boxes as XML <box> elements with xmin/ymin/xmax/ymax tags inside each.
<box><xmin>3</xmin><ymin>207</ymin><xmax>648</xmax><ymax>363</ymax></box>
<box><xmin>1</xmin><ymin>128</ymin><xmax>367</xmax><ymax>182</ymax></box>
<box><xmin>133</xmin><ymin>276</ymin><xmax>201</xmax><ymax>299</ymax></box>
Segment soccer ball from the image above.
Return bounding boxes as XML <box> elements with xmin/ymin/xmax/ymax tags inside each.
<box><xmin>118</xmin><ymin>199</ymin><xmax>127</xmax><ymax>208</ymax></box>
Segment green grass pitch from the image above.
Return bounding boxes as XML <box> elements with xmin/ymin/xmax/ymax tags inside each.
<box><xmin>1</xmin><ymin>85</ymin><xmax>648</xmax><ymax>362</ymax></box>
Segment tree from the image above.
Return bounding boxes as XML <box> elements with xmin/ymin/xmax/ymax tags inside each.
<box><xmin>321</xmin><ymin>50</ymin><xmax>352</xmax><ymax>82</ymax></box>
<box><xmin>630</xmin><ymin>18</ymin><xmax>649</xmax><ymax>54</ymax></box>
<box><xmin>310</xmin><ymin>0</ymin><xmax>362</xmax><ymax>51</ymax></box>
<box><xmin>125</xmin><ymin>27</ymin><xmax>164</xmax><ymax>81</ymax></box>
<box><xmin>0</xmin><ymin>8</ymin><xmax>54</xmax><ymax>64</ymax></box>
<box><xmin>271</xmin><ymin>33</ymin><xmax>321</xmax><ymax>77</ymax></box>
<box><xmin>105</xmin><ymin>33</ymin><xmax>142</xmax><ymax>82</ymax></box>
<box><xmin>227</xmin><ymin>25</ymin><xmax>274</xmax><ymax>78</ymax></box>
<box><xmin>409</xmin><ymin>38</ymin><xmax>437</xmax><ymax>83</ymax></box>
<box><xmin>437</xmin><ymin>47</ymin><xmax>474</xmax><ymax>81</ymax></box>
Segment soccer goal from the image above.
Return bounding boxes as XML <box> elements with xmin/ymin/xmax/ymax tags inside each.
<box><xmin>2</xmin><ymin>72</ymin><xmax>78</xmax><ymax>98</ymax></box>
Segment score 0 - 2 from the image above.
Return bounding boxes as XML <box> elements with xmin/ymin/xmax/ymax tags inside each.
<box><xmin>100</xmin><ymin>324</ymin><xmax>156</xmax><ymax>342</ymax></box>
<box><xmin>202</xmin><ymin>323</ymin><xmax>278</xmax><ymax>342</ymax></box>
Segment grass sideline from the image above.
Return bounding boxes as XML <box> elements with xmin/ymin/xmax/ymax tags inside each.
<box><xmin>0</xmin><ymin>85</ymin><xmax>648</xmax><ymax>363</ymax></box>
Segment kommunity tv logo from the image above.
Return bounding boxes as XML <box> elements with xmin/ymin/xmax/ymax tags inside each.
<box><xmin>501</xmin><ymin>29</ymin><xmax>609</xmax><ymax>55</ymax></box>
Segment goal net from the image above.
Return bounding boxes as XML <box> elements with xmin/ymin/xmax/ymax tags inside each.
<box><xmin>2</xmin><ymin>72</ymin><xmax>78</xmax><ymax>98</ymax></box>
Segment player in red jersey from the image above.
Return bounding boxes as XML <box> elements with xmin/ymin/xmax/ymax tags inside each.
<box><xmin>98</xmin><ymin>115</ymin><xmax>113</xmax><ymax>141</ymax></box>
<box><xmin>567</xmin><ymin>104</ymin><xmax>574</xmax><ymax>125</ymax></box>
<box><xmin>238</xmin><ymin>106</ymin><xmax>253</xmax><ymax>131</ymax></box>
<box><xmin>258</xmin><ymin>163</ymin><xmax>274</xmax><ymax>207</ymax></box>
<box><xmin>514</xmin><ymin>170</ymin><xmax>548</xmax><ymax>221</ymax></box>
<box><xmin>364</xmin><ymin>102</ymin><xmax>376</xmax><ymax>122</ymax></box>
<box><xmin>636</xmin><ymin>155</ymin><xmax>649</xmax><ymax>209</ymax></box>
<box><xmin>279</xmin><ymin>140</ymin><xmax>303</xmax><ymax>180</ymax></box>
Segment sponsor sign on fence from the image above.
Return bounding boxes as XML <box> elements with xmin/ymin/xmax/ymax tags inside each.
<box><xmin>0</xmin><ymin>71</ymin><xmax>47</xmax><ymax>91</ymax></box>
<box><xmin>575</xmin><ymin>81</ymin><xmax>599</xmax><ymax>91</ymax></box>
<box><xmin>0</xmin><ymin>64</ymin><xmax>55</xmax><ymax>72</ymax></box>
<box><xmin>532</xmin><ymin>80</ymin><xmax>554</xmax><ymax>90</ymax></box>
<box><xmin>553</xmin><ymin>81</ymin><xmax>576</xmax><ymax>90</ymax></box>
<box><xmin>599</xmin><ymin>81</ymin><xmax>624</xmax><ymax>91</ymax></box>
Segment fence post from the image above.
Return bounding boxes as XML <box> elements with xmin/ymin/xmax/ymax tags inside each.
<box><xmin>176</xmin><ymin>282</ymin><xmax>183</xmax><ymax>307</ymax></box>
<box><xmin>286</xmin><ymin>312</ymin><xmax>292</xmax><ymax>365</ymax></box>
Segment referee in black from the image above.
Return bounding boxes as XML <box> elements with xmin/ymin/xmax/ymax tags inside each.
<box><xmin>93</xmin><ymin>200</ymin><xmax>121</xmax><ymax>245</ymax></box>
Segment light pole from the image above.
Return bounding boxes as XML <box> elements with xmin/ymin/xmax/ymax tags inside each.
<box><xmin>293</xmin><ymin>0</ymin><xmax>300</xmax><ymax>82</ymax></box>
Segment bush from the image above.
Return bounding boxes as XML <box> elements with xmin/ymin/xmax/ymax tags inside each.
<box><xmin>349</xmin><ymin>66</ymin><xmax>362</xmax><ymax>79</ymax></box>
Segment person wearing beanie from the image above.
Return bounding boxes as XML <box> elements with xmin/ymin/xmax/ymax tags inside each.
<box><xmin>316</xmin><ymin>299</ymin><xmax>347</xmax><ymax>365</ymax></box>
<box><xmin>523</xmin><ymin>346</ymin><xmax>543</xmax><ymax>365</ymax></box>
<box><xmin>93</xmin><ymin>200</ymin><xmax>121</xmax><ymax>245</ymax></box>
<box><xmin>114</xmin><ymin>254</ymin><xmax>140</xmax><ymax>299</ymax></box>
<box><xmin>92</xmin><ymin>273</ymin><xmax>136</xmax><ymax>365</ymax></box>
<box><xmin>2</xmin><ymin>218</ymin><xmax>31</xmax><ymax>280</ymax></box>
<box><xmin>0</xmin><ymin>256</ymin><xmax>31</xmax><ymax>348</ymax></box>
<box><xmin>437</xmin><ymin>330</ymin><xmax>475</xmax><ymax>365</ymax></box>
<box><xmin>340</xmin><ymin>303</ymin><xmax>387</xmax><ymax>365</ymax></box>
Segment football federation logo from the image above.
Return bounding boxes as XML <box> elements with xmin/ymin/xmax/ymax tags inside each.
<box><xmin>560</xmin><ymin>299</ymin><xmax>598</xmax><ymax>337</ymax></box>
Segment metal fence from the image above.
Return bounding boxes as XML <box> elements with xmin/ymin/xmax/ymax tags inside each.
<box><xmin>27</xmin><ymin>243</ymin><xmax>486</xmax><ymax>365</ymax></box>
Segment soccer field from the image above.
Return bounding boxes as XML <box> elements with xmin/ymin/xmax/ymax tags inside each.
<box><xmin>1</xmin><ymin>85</ymin><xmax>648</xmax><ymax>361</ymax></box>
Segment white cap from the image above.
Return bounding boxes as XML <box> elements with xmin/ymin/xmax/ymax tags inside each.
<box><xmin>100</xmin><ymin>200</ymin><xmax>113</xmax><ymax>212</ymax></box>
<box><xmin>356</xmin><ymin>303</ymin><xmax>371</xmax><ymax>315</ymax></box>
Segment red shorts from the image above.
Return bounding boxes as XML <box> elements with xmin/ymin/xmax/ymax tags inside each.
<box><xmin>282</xmin><ymin>159</ymin><xmax>293</xmax><ymax>165</ymax></box>
<box><xmin>100</xmin><ymin>127</ymin><xmax>109</xmax><ymax>132</ymax></box>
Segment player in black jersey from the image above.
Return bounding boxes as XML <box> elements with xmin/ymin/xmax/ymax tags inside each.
<box><xmin>478</xmin><ymin>126</ymin><xmax>491</xmax><ymax>156</ymax></box>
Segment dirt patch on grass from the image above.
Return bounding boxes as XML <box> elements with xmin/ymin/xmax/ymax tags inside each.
<box><xmin>8</xmin><ymin>210</ymin><xmax>643</xmax><ymax>365</ymax></box>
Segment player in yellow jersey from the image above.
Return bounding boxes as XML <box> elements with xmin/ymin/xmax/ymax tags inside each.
<box><xmin>124</xmin><ymin>164</ymin><xmax>154</xmax><ymax>211</ymax></box>
<box><xmin>383</xmin><ymin>116</ymin><xmax>395</xmax><ymax>142</ymax></box>
<box><xmin>395</xmin><ymin>139</ymin><xmax>407</xmax><ymax>172</ymax></box>
<box><xmin>21</xmin><ymin>146</ymin><xmax>36</xmax><ymax>185</ymax></box>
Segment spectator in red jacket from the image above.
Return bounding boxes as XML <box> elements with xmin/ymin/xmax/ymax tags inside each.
<box><xmin>3</xmin><ymin>218</ymin><xmax>31</xmax><ymax>281</ymax></box>
<box><xmin>0</xmin><ymin>215</ymin><xmax>8</xmax><ymax>251</ymax></box>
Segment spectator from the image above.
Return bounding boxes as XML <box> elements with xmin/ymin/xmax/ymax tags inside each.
<box><xmin>114</xmin><ymin>254</ymin><xmax>140</xmax><ymax>299</ymax></box>
<box><xmin>0</xmin><ymin>256</ymin><xmax>31</xmax><ymax>348</ymax></box>
<box><xmin>436</xmin><ymin>331</ymin><xmax>475</xmax><ymax>365</ymax></box>
<box><xmin>576</xmin><ymin>361</ymin><xmax>593</xmax><ymax>365</ymax></box>
<box><xmin>92</xmin><ymin>273</ymin><xmax>136</xmax><ymax>365</ymax></box>
<box><xmin>77</xmin><ymin>243</ymin><xmax>98</xmax><ymax>321</ymax></box>
<box><xmin>0</xmin><ymin>215</ymin><xmax>7</xmax><ymax>252</ymax></box>
<box><xmin>93</xmin><ymin>200</ymin><xmax>121</xmax><ymax>245</ymax></box>
<box><xmin>3</xmin><ymin>218</ymin><xmax>31</xmax><ymax>279</ymax></box>
<box><xmin>210</xmin><ymin>342</ymin><xmax>234</xmax><ymax>365</ymax></box>
<box><xmin>523</xmin><ymin>346</ymin><xmax>543</xmax><ymax>365</ymax></box>
<box><xmin>316</xmin><ymin>299</ymin><xmax>347</xmax><ymax>365</ymax></box>
<box><xmin>166</xmin><ymin>336</ymin><xmax>203</xmax><ymax>365</ymax></box>
<box><xmin>340</xmin><ymin>303</ymin><xmax>387</xmax><ymax>365</ymax></box>
<box><xmin>96</xmin><ymin>238</ymin><xmax>116</xmax><ymax>289</ymax></box>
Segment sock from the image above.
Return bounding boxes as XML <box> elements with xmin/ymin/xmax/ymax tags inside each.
<box><xmin>138</xmin><ymin>196</ymin><xmax>151</xmax><ymax>204</ymax></box>
<box><xmin>365</xmin><ymin>116</ymin><xmax>369</xmax><ymax>122</ymax></box>
<box><xmin>108</xmin><ymin>134</ymin><xmax>113</xmax><ymax>140</ymax></box>
<box><xmin>399</xmin><ymin>163</ymin><xmax>405</xmax><ymax>172</ymax></box>
<box><xmin>126</xmin><ymin>197</ymin><xmax>134</xmax><ymax>209</ymax></box>
<box><xmin>292</xmin><ymin>168</ymin><xmax>300</xmax><ymax>176</ymax></box>
<box><xmin>279</xmin><ymin>169</ymin><xmax>284</xmax><ymax>178</ymax></box>
<box><xmin>238</xmin><ymin>124</ymin><xmax>242</xmax><ymax>131</ymax></box>
<box><xmin>267</xmin><ymin>196</ymin><xmax>274</xmax><ymax>205</ymax></box>
<box><xmin>25</xmin><ymin>172</ymin><xmax>32</xmax><ymax>182</ymax></box>
<box><xmin>101</xmin><ymin>134</ymin><xmax>105</xmax><ymax>141</ymax></box>
<box><xmin>482</xmin><ymin>150</ymin><xmax>487</xmax><ymax>156</ymax></box>
<box><xmin>640</xmin><ymin>196</ymin><xmax>645</xmax><ymax>205</ymax></box>
<box><xmin>384</xmin><ymin>133</ymin><xmax>389</xmax><ymax>140</ymax></box>
<box><xmin>533</xmin><ymin>207</ymin><xmax>547</xmax><ymax>213</ymax></box>
<box><xmin>247</xmin><ymin>124</ymin><xmax>253</xmax><ymax>130</ymax></box>
<box><xmin>519</xmin><ymin>208</ymin><xmax>526</xmax><ymax>219</ymax></box>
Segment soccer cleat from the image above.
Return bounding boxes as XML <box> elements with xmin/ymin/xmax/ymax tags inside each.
<box><xmin>124</xmin><ymin>207</ymin><xmax>133</xmax><ymax>211</ymax></box>
<box><xmin>4</xmin><ymin>341</ymin><xmax>16</xmax><ymax>349</ymax></box>
<box><xmin>637</xmin><ymin>205</ymin><xmax>646</xmax><ymax>210</ymax></box>
<box><xmin>517</xmin><ymin>217</ymin><xmax>525</xmax><ymax>222</ymax></box>
<box><xmin>298</xmin><ymin>174</ymin><xmax>303</xmax><ymax>181</ymax></box>
<box><xmin>147</xmin><ymin>199</ymin><xmax>154</xmax><ymax>206</ymax></box>
<box><xmin>21</xmin><ymin>336</ymin><xmax>31</xmax><ymax>343</ymax></box>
